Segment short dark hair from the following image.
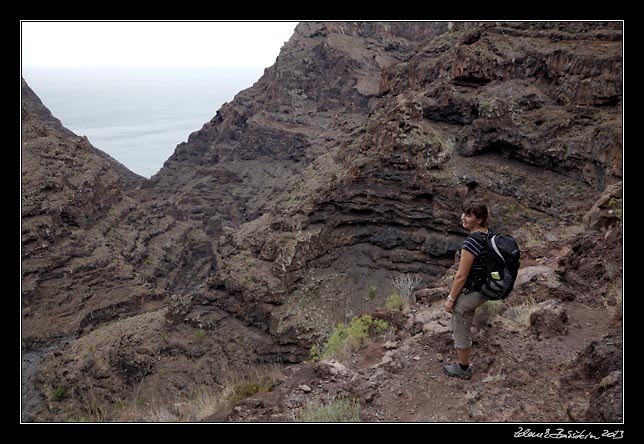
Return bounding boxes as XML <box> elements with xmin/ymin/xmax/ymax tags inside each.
<box><xmin>462</xmin><ymin>200</ymin><xmax>489</xmax><ymax>227</ymax></box>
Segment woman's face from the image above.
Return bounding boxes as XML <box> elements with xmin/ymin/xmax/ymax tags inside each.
<box><xmin>461</xmin><ymin>211</ymin><xmax>483</xmax><ymax>231</ymax></box>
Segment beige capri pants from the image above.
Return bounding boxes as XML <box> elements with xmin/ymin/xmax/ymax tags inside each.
<box><xmin>451</xmin><ymin>289</ymin><xmax>488</xmax><ymax>349</ymax></box>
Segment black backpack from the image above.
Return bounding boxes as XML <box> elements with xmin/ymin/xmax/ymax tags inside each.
<box><xmin>474</xmin><ymin>229</ymin><xmax>521</xmax><ymax>300</ymax></box>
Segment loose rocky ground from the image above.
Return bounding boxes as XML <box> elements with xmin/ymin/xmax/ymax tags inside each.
<box><xmin>204</xmin><ymin>220</ymin><xmax>622</xmax><ymax>423</ymax></box>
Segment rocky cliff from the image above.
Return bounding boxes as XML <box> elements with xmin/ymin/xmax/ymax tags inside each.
<box><xmin>155</xmin><ymin>20</ymin><xmax>621</xmax><ymax>355</ymax></box>
<box><xmin>22</xmin><ymin>21</ymin><xmax>622</xmax><ymax>422</ymax></box>
<box><xmin>21</xmin><ymin>79</ymin><xmax>296</xmax><ymax>421</ymax></box>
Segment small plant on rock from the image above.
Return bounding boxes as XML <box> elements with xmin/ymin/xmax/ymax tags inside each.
<box><xmin>312</xmin><ymin>314</ymin><xmax>388</xmax><ymax>362</ymax></box>
<box><xmin>52</xmin><ymin>387</ymin><xmax>65</xmax><ymax>401</ymax></box>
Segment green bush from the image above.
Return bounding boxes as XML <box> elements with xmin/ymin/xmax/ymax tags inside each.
<box><xmin>311</xmin><ymin>315</ymin><xmax>388</xmax><ymax>362</ymax></box>
<box><xmin>385</xmin><ymin>293</ymin><xmax>405</xmax><ymax>311</ymax></box>
<box><xmin>297</xmin><ymin>399</ymin><xmax>360</xmax><ymax>422</ymax></box>
<box><xmin>310</xmin><ymin>344</ymin><xmax>322</xmax><ymax>361</ymax></box>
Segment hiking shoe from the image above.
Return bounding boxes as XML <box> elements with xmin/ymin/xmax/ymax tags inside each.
<box><xmin>443</xmin><ymin>363</ymin><xmax>472</xmax><ymax>380</ymax></box>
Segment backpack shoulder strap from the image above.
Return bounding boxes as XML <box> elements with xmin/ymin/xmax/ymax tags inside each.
<box><xmin>470</xmin><ymin>228</ymin><xmax>495</xmax><ymax>247</ymax></box>
<box><xmin>470</xmin><ymin>230</ymin><xmax>488</xmax><ymax>242</ymax></box>
<box><xmin>489</xmin><ymin>234</ymin><xmax>505</xmax><ymax>263</ymax></box>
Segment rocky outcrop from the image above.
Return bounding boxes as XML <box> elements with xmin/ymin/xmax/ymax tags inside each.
<box><xmin>381</xmin><ymin>22</ymin><xmax>622</xmax><ymax>188</ymax></box>
<box><xmin>146</xmin><ymin>22</ymin><xmax>452</xmax><ymax>226</ymax></box>
<box><xmin>529</xmin><ymin>300</ymin><xmax>568</xmax><ymax>339</ymax></box>
<box><xmin>205</xmin><ymin>243</ymin><xmax>622</xmax><ymax>423</ymax></box>
<box><xmin>22</xmin><ymin>78</ymin><xmax>146</xmax><ymax>345</ymax></box>
<box><xmin>561</xmin><ymin>331</ymin><xmax>623</xmax><ymax>422</ymax></box>
<box><xmin>582</xmin><ymin>181</ymin><xmax>622</xmax><ymax>230</ymax></box>
<box><xmin>21</xmin><ymin>78</ymin><xmax>145</xmax><ymax>188</ymax></box>
<box><xmin>558</xmin><ymin>183</ymin><xmax>622</xmax><ymax>310</ymax></box>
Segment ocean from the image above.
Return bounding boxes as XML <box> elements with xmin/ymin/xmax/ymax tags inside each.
<box><xmin>22</xmin><ymin>66</ymin><xmax>266</xmax><ymax>178</ymax></box>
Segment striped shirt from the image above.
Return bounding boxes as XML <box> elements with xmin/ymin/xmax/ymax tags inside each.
<box><xmin>459</xmin><ymin>232</ymin><xmax>489</xmax><ymax>289</ymax></box>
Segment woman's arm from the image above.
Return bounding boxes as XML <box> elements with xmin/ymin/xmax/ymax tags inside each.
<box><xmin>445</xmin><ymin>249</ymin><xmax>475</xmax><ymax>312</ymax></box>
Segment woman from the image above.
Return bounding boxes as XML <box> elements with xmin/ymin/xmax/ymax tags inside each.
<box><xmin>443</xmin><ymin>200</ymin><xmax>490</xmax><ymax>380</ymax></box>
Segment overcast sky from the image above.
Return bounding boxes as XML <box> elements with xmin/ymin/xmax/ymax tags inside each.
<box><xmin>21</xmin><ymin>21</ymin><xmax>299</xmax><ymax>68</ymax></box>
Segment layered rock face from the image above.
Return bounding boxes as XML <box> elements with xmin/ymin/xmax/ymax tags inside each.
<box><xmin>178</xmin><ymin>21</ymin><xmax>622</xmax><ymax>348</ymax></box>
<box><xmin>147</xmin><ymin>22</ymin><xmax>451</xmax><ymax>227</ymax></box>
<box><xmin>22</xmin><ymin>21</ymin><xmax>622</xmax><ymax>421</ymax></box>
<box><xmin>22</xmin><ymin>78</ymin><xmax>146</xmax><ymax>345</ymax></box>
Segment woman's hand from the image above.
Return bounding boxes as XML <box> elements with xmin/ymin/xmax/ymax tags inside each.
<box><xmin>447</xmin><ymin>249</ymin><xmax>473</xmax><ymax>314</ymax></box>
<box><xmin>445</xmin><ymin>298</ymin><xmax>455</xmax><ymax>313</ymax></box>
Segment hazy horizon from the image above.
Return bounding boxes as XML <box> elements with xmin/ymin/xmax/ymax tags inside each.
<box><xmin>23</xmin><ymin>65</ymin><xmax>267</xmax><ymax>178</ymax></box>
<box><xmin>21</xmin><ymin>22</ymin><xmax>299</xmax><ymax>177</ymax></box>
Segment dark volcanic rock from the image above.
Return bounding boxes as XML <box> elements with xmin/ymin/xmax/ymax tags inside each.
<box><xmin>585</xmin><ymin>370</ymin><xmax>623</xmax><ymax>422</ymax></box>
<box><xmin>560</xmin><ymin>331</ymin><xmax>622</xmax><ymax>422</ymax></box>
<box><xmin>558</xmin><ymin>186</ymin><xmax>622</xmax><ymax>308</ymax></box>
<box><xmin>381</xmin><ymin>21</ymin><xmax>622</xmax><ymax>189</ymax></box>
<box><xmin>565</xmin><ymin>331</ymin><xmax>622</xmax><ymax>385</ymax></box>
<box><xmin>529</xmin><ymin>300</ymin><xmax>568</xmax><ymax>339</ymax></box>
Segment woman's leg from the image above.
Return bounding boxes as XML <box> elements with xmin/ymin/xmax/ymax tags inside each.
<box><xmin>457</xmin><ymin>348</ymin><xmax>471</xmax><ymax>366</ymax></box>
<box><xmin>451</xmin><ymin>290</ymin><xmax>487</xmax><ymax>363</ymax></box>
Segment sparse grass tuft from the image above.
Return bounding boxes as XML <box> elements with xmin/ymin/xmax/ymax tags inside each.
<box><xmin>113</xmin><ymin>400</ymin><xmax>125</xmax><ymax>411</ymax></box>
<box><xmin>221</xmin><ymin>363</ymin><xmax>282</xmax><ymax>404</ymax></box>
<box><xmin>227</xmin><ymin>379</ymin><xmax>273</xmax><ymax>403</ymax></box>
<box><xmin>602</xmin><ymin>259</ymin><xmax>621</xmax><ymax>282</ymax></box>
<box><xmin>497</xmin><ymin>295</ymin><xmax>543</xmax><ymax>332</ymax></box>
<box><xmin>475</xmin><ymin>299</ymin><xmax>505</xmax><ymax>325</ymax></box>
<box><xmin>482</xmin><ymin>369</ymin><xmax>506</xmax><ymax>383</ymax></box>
<box><xmin>137</xmin><ymin>387</ymin><xmax>225</xmax><ymax>423</ymax></box>
<box><xmin>514</xmin><ymin>296</ymin><xmax>541</xmax><ymax>328</ymax></box>
<box><xmin>602</xmin><ymin>258</ymin><xmax>622</xmax><ymax>306</ymax></box>
<box><xmin>112</xmin><ymin>364</ymin><xmax>283</xmax><ymax>422</ymax></box>
<box><xmin>297</xmin><ymin>398</ymin><xmax>360</xmax><ymax>422</ymax></box>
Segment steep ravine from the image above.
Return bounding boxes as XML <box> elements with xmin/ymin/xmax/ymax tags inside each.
<box><xmin>21</xmin><ymin>79</ymin><xmax>290</xmax><ymax>421</ymax></box>
<box><xmin>199</xmin><ymin>20</ymin><xmax>621</xmax><ymax>353</ymax></box>
<box><xmin>21</xmin><ymin>21</ymin><xmax>622</xmax><ymax>422</ymax></box>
